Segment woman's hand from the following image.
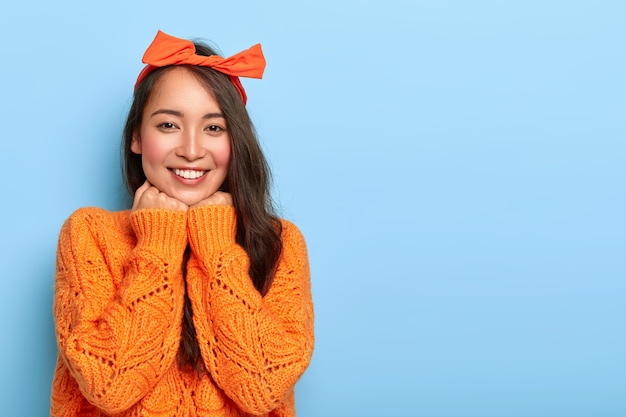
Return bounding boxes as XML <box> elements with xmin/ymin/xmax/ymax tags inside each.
<box><xmin>191</xmin><ymin>191</ymin><xmax>233</xmax><ymax>208</ymax></box>
<box><xmin>132</xmin><ymin>180</ymin><xmax>189</xmax><ymax>212</ymax></box>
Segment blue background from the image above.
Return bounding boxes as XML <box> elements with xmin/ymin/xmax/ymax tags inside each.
<box><xmin>1</xmin><ymin>1</ymin><xmax>624</xmax><ymax>415</ymax></box>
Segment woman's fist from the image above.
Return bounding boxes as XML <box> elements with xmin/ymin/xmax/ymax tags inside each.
<box><xmin>132</xmin><ymin>181</ymin><xmax>189</xmax><ymax>212</ymax></box>
<box><xmin>191</xmin><ymin>191</ymin><xmax>233</xmax><ymax>208</ymax></box>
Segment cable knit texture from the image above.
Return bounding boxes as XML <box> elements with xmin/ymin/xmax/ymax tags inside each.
<box><xmin>51</xmin><ymin>205</ymin><xmax>314</xmax><ymax>416</ymax></box>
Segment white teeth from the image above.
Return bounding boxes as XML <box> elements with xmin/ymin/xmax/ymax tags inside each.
<box><xmin>173</xmin><ymin>169</ymin><xmax>206</xmax><ymax>179</ymax></box>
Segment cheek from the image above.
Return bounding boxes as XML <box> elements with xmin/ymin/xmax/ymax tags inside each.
<box><xmin>214</xmin><ymin>137</ymin><xmax>232</xmax><ymax>169</ymax></box>
<box><xmin>140</xmin><ymin>136</ymin><xmax>167</xmax><ymax>165</ymax></box>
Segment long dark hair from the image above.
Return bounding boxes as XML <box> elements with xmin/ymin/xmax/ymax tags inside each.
<box><xmin>122</xmin><ymin>42</ymin><xmax>283</xmax><ymax>372</ymax></box>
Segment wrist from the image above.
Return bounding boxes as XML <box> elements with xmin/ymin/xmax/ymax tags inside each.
<box><xmin>130</xmin><ymin>209</ymin><xmax>188</xmax><ymax>255</ymax></box>
<box><xmin>187</xmin><ymin>205</ymin><xmax>237</xmax><ymax>252</ymax></box>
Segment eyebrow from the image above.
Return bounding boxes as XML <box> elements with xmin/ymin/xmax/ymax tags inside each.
<box><xmin>149</xmin><ymin>109</ymin><xmax>225</xmax><ymax>119</ymax></box>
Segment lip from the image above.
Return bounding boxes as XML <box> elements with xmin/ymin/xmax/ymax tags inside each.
<box><xmin>169</xmin><ymin>168</ymin><xmax>208</xmax><ymax>184</ymax></box>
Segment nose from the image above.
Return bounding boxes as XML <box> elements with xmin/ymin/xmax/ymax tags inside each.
<box><xmin>176</xmin><ymin>129</ymin><xmax>205</xmax><ymax>161</ymax></box>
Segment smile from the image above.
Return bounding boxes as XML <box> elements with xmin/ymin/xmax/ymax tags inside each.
<box><xmin>172</xmin><ymin>169</ymin><xmax>207</xmax><ymax>179</ymax></box>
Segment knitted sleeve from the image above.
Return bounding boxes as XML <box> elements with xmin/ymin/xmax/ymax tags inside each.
<box><xmin>186</xmin><ymin>205</ymin><xmax>314</xmax><ymax>414</ymax></box>
<box><xmin>53</xmin><ymin>207</ymin><xmax>188</xmax><ymax>414</ymax></box>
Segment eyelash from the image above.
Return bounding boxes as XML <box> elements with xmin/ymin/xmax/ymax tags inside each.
<box><xmin>206</xmin><ymin>125</ymin><xmax>225</xmax><ymax>133</ymax></box>
<box><xmin>158</xmin><ymin>122</ymin><xmax>177</xmax><ymax>130</ymax></box>
<box><xmin>156</xmin><ymin>123</ymin><xmax>226</xmax><ymax>133</ymax></box>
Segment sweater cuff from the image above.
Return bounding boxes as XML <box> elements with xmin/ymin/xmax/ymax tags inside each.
<box><xmin>130</xmin><ymin>209</ymin><xmax>188</xmax><ymax>255</ymax></box>
<box><xmin>187</xmin><ymin>205</ymin><xmax>237</xmax><ymax>255</ymax></box>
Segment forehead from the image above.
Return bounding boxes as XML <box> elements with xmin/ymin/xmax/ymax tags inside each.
<box><xmin>146</xmin><ymin>67</ymin><xmax>219</xmax><ymax>109</ymax></box>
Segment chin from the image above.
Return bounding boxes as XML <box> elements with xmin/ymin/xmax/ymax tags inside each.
<box><xmin>177</xmin><ymin>191</ymin><xmax>214</xmax><ymax>207</ymax></box>
<box><xmin>179</xmin><ymin>196</ymin><xmax>205</xmax><ymax>206</ymax></box>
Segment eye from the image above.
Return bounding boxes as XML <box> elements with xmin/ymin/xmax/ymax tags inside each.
<box><xmin>157</xmin><ymin>122</ymin><xmax>178</xmax><ymax>130</ymax></box>
<box><xmin>206</xmin><ymin>124</ymin><xmax>226</xmax><ymax>134</ymax></box>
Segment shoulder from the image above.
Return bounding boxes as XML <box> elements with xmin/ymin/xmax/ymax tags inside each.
<box><xmin>60</xmin><ymin>207</ymin><xmax>132</xmax><ymax>241</ymax></box>
<box><xmin>278</xmin><ymin>218</ymin><xmax>308</xmax><ymax>258</ymax></box>
<box><xmin>64</xmin><ymin>206</ymin><xmax>118</xmax><ymax>221</ymax></box>
<box><xmin>63</xmin><ymin>206</ymin><xmax>129</xmax><ymax>228</ymax></box>
<box><xmin>279</xmin><ymin>218</ymin><xmax>305</xmax><ymax>241</ymax></box>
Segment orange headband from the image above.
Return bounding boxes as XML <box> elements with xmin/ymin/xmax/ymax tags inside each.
<box><xmin>135</xmin><ymin>30</ymin><xmax>266</xmax><ymax>105</ymax></box>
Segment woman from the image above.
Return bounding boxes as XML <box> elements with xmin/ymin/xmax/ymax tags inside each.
<box><xmin>51</xmin><ymin>30</ymin><xmax>314</xmax><ymax>416</ymax></box>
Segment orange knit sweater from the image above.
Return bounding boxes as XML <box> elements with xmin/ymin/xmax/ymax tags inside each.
<box><xmin>51</xmin><ymin>205</ymin><xmax>314</xmax><ymax>416</ymax></box>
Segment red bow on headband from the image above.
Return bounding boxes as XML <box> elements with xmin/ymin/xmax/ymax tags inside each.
<box><xmin>135</xmin><ymin>30</ymin><xmax>266</xmax><ymax>104</ymax></box>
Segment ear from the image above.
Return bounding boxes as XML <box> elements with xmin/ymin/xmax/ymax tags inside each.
<box><xmin>130</xmin><ymin>130</ymin><xmax>142</xmax><ymax>154</ymax></box>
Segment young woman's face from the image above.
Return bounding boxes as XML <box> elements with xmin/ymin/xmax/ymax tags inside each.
<box><xmin>131</xmin><ymin>68</ymin><xmax>231</xmax><ymax>206</ymax></box>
